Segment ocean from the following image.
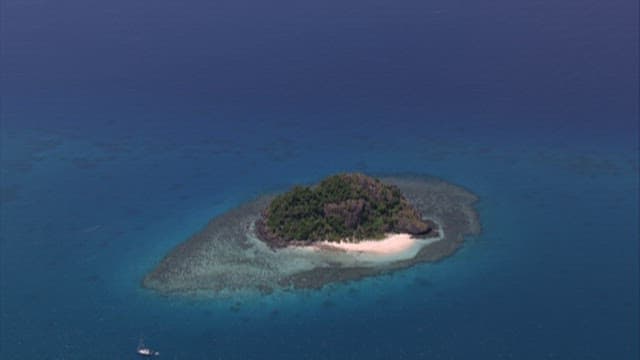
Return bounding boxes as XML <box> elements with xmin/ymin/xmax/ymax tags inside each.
<box><xmin>1</xmin><ymin>0</ymin><xmax>638</xmax><ymax>359</ymax></box>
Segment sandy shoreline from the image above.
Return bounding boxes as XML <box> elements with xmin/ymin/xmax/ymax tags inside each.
<box><xmin>313</xmin><ymin>233</ymin><xmax>425</xmax><ymax>254</ymax></box>
<box><xmin>299</xmin><ymin>232</ymin><xmax>444</xmax><ymax>264</ymax></box>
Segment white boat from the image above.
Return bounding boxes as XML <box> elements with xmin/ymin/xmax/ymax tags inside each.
<box><xmin>137</xmin><ymin>337</ymin><xmax>160</xmax><ymax>357</ymax></box>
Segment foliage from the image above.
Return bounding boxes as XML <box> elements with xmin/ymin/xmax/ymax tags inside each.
<box><xmin>261</xmin><ymin>173</ymin><xmax>429</xmax><ymax>243</ymax></box>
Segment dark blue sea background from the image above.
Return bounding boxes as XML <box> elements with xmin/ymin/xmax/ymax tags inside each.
<box><xmin>1</xmin><ymin>0</ymin><xmax>638</xmax><ymax>359</ymax></box>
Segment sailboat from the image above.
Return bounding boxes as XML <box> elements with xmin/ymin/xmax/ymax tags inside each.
<box><xmin>137</xmin><ymin>337</ymin><xmax>160</xmax><ymax>357</ymax></box>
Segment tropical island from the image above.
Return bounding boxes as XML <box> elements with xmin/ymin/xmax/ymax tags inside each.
<box><xmin>142</xmin><ymin>173</ymin><xmax>480</xmax><ymax>296</ymax></box>
<box><xmin>256</xmin><ymin>173</ymin><xmax>437</xmax><ymax>247</ymax></box>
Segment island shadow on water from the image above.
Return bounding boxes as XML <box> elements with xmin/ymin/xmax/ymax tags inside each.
<box><xmin>141</xmin><ymin>174</ymin><xmax>481</xmax><ymax>297</ymax></box>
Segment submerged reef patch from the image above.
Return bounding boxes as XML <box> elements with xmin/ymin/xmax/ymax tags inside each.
<box><xmin>142</xmin><ymin>175</ymin><xmax>480</xmax><ymax>296</ymax></box>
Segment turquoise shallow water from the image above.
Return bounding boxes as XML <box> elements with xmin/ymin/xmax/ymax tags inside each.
<box><xmin>1</xmin><ymin>112</ymin><xmax>637</xmax><ymax>358</ymax></box>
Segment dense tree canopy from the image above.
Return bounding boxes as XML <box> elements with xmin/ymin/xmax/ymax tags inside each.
<box><xmin>257</xmin><ymin>173</ymin><xmax>432</xmax><ymax>246</ymax></box>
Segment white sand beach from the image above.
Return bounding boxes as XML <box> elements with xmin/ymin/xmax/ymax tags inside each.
<box><xmin>315</xmin><ymin>233</ymin><xmax>419</xmax><ymax>254</ymax></box>
<box><xmin>300</xmin><ymin>231</ymin><xmax>444</xmax><ymax>265</ymax></box>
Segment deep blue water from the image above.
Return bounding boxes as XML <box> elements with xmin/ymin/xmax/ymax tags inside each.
<box><xmin>1</xmin><ymin>0</ymin><xmax>638</xmax><ymax>359</ymax></box>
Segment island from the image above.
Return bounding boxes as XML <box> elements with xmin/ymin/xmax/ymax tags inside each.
<box><xmin>142</xmin><ymin>173</ymin><xmax>481</xmax><ymax>296</ymax></box>
<box><xmin>256</xmin><ymin>173</ymin><xmax>438</xmax><ymax>247</ymax></box>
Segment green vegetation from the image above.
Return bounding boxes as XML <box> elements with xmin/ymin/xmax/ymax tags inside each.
<box><xmin>257</xmin><ymin>173</ymin><xmax>432</xmax><ymax>245</ymax></box>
